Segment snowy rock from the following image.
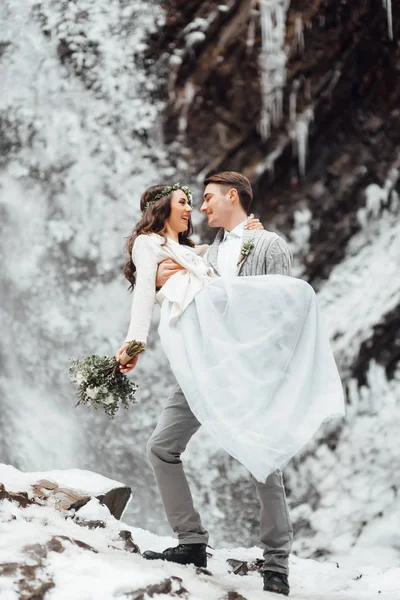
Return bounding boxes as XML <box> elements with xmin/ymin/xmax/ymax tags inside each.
<box><xmin>0</xmin><ymin>464</ymin><xmax>131</xmax><ymax>520</ymax></box>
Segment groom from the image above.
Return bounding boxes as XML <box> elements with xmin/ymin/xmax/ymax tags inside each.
<box><xmin>131</xmin><ymin>172</ymin><xmax>293</xmax><ymax>596</ymax></box>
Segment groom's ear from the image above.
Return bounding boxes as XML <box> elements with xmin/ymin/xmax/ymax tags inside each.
<box><xmin>228</xmin><ymin>187</ymin><xmax>240</xmax><ymax>204</ymax></box>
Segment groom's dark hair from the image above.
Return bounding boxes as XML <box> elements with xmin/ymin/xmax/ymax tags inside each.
<box><xmin>204</xmin><ymin>171</ymin><xmax>253</xmax><ymax>212</ymax></box>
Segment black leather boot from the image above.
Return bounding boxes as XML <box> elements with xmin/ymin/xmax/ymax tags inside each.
<box><xmin>142</xmin><ymin>543</ymin><xmax>207</xmax><ymax>568</ymax></box>
<box><xmin>262</xmin><ymin>571</ymin><xmax>290</xmax><ymax>596</ymax></box>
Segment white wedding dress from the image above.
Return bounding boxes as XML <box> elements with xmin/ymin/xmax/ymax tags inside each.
<box><xmin>127</xmin><ymin>234</ymin><xmax>345</xmax><ymax>482</ymax></box>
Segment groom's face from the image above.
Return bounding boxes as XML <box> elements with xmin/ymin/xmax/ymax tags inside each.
<box><xmin>201</xmin><ymin>183</ymin><xmax>231</xmax><ymax>228</ymax></box>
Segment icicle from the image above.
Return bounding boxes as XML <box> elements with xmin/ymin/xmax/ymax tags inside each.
<box><xmin>275</xmin><ymin>88</ymin><xmax>283</xmax><ymax>124</ymax></box>
<box><xmin>260</xmin><ymin>108</ymin><xmax>271</xmax><ymax>140</ymax></box>
<box><xmin>168</xmin><ymin>51</ymin><xmax>183</xmax><ymax>101</ymax></box>
<box><xmin>296</xmin><ymin>119</ymin><xmax>308</xmax><ymax>176</ymax></box>
<box><xmin>295</xmin><ymin>107</ymin><xmax>314</xmax><ymax>177</ymax></box>
<box><xmin>366</xmin><ymin>361</ymin><xmax>388</xmax><ymax>415</ymax></box>
<box><xmin>387</xmin><ymin>0</ymin><xmax>393</xmax><ymax>41</ymax></box>
<box><xmin>247</xmin><ymin>0</ymin><xmax>258</xmax><ymax>55</ymax></box>
<box><xmin>247</xmin><ymin>17</ymin><xmax>256</xmax><ymax>54</ymax></box>
<box><xmin>346</xmin><ymin>378</ymin><xmax>360</xmax><ymax>422</ymax></box>
<box><xmin>295</xmin><ymin>14</ymin><xmax>304</xmax><ymax>53</ymax></box>
<box><xmin>254</xmin><ymin>142</ymin><xmax>285</xmax><ymax>179</ymax></box>
<box><xmin>382</xmin><ymin>0</ymin><xmax>393</xmax><ymax>40</ymax></box>
<box><xmin>178</xmin><ymin>81</ymin><xmax>196</xmax><ymax>133</ymax></box>
<box><xmin>290</xmin><ymin>79</ymin><xmax>300</xmax><ymax>124</ymax></box>
<box><xmin>305</xmin><ymin>77</ymin><xmax>311</xmax><ymax>101</ymax></box>
<box><xmin>258</xmin><ymin>0</ymin><xmax>290</xmax><ymax>140</ymax></box>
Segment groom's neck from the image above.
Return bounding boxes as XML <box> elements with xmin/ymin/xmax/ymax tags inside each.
<box><xmin>222</xmin><ymin>209</ymin><xmax>248</xmax><ymax>233</ymax></box>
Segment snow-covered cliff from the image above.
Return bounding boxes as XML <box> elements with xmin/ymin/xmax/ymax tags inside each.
<box><xmin>1</xmin><ymin>0</ymin><xmax>399</xmax><ymax>571</ymax></box>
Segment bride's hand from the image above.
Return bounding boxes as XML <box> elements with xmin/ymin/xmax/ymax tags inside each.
<box><xmin>156</xmin><ymin>259</ymin><xmax>186</xmax><ymax>289</ymax></box>
<box><xmin>116</xmin><ymin>343</ymin><xmax>139</xmax><ymax>373</ymax></box>
<box><xmin>245</xmin><ymin>213</ymin><xmax>264</xmax><ymax>230</ymax></box>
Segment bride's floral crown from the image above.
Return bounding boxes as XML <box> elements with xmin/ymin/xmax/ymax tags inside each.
<box><xmin>143</xmin><ymin>182</ymin><xmax>193</xmax><ymax>214</ymax></box>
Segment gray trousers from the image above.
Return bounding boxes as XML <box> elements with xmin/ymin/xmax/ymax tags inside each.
<box><xmin>147</xmin><ymin>386</ymin><xmax>293</xmax><ymax>575</ymax></box>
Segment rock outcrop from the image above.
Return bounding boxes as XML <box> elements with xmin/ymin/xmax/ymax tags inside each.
<box><xmin>0</xmin><ymin>465</ymin><xmax>131</xmax><ymax>519</ymax></box>
<box><xmin>1</xmin><ymin>464</ymin><xmax>397</xmax><ymax>599</ymax></box>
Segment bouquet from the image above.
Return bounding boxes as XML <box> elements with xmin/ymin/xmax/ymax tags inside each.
<box><xmin>69</xmin><ymin>341</ymin><xmax>145</xmax><ymax>419</ymax></box>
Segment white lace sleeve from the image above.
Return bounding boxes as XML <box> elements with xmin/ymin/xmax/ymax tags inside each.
<box><xmin>124</xmin><ymin>235</ymin><xmax>160</xmax><ymax>344</ymax></box>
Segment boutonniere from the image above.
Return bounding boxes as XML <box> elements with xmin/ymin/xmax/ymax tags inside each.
<box><xmin>238</xmin><ymin>240</ymin><xmax>255</xmax><ymax>266</ymax></box>
<box><xmin>240</xmin><ymin>240</ymin><xmax>255</xmax><ymax>257</ymax></box>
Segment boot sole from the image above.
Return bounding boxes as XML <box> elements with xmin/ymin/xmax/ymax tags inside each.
<box><xmin>143</xmin><ymin>553</ymin><xmax>207</xmax><ymax>568</ymax></box>
<box><xmin>191</xmin><ymin>557</ymin><xmax>207</xmax><ymax>568</ymax></box>
<box><xmin>165</xmin><ymin>556</ymin><xmax>207</xmax><ymax>568</ymax></box>
<box><xmin>263</xmin><ymin>584</ymin><xmax>289</xmax><ymax>596</ymax></box>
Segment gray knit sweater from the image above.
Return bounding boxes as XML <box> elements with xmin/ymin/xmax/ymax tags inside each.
<box><xmin>207</xmin><ymin>228</ymin><xmax>293</xmax><ymax>277</ymax></box>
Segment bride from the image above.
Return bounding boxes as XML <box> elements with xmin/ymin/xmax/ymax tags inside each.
<box><xmin>115</xmin><ymin>182</ymin><xmax>344</xmax><ymax>482</ymax></box>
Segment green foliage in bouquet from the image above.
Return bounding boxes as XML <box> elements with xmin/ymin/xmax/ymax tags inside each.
<box><xmin>69</xmin><ymin>353</ymin><xmax>139</xmax><ymax>419</ymax></box>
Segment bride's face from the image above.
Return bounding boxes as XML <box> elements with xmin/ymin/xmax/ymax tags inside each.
<box><xmin>165</xmin><ymin>190</ymin><xmax>193</xmax><ymax>233</ymax></box>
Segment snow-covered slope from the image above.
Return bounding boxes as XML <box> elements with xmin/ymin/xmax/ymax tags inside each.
<box><xmin>1</xmin><ymin>465</ymin><xmax>399</xmax><ymax>600</ymax></box>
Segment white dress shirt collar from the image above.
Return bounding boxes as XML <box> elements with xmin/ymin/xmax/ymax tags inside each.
<box><xmin>222</xmin><ymin>220</ymin><xmax>247</xmax><ymax>242</ymax></box>
<box><xmin>218</xmin><ymin>219</ymin><xmax>248</xmax><ymax>278</ymax></box>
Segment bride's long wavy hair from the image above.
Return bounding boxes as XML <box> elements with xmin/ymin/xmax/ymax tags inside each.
<box><xmin>123</xmin><ymin>184</ymin><xmax>195</xmax><ymax>291</ymax></box>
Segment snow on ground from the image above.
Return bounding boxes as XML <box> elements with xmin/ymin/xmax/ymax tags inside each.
<box><xmin>0</xmin><ymin>465</ymin><xmax>399</xmax><ymax>600</ymax></box>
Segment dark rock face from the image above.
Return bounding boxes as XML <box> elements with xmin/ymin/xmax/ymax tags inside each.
<box><xmin>352</xmin><ymin>303</ymin><xmax>400</xmax><ymax>386</ymax></box>
<box><xmin>154</xmin><ymin>0</ymin><xmax>400</xmax><ymax>389</ymax></box>
<box><xmin>151</xmin><ymin>1</ymin><xmax>262</xmax><ymax>171</ymax></box>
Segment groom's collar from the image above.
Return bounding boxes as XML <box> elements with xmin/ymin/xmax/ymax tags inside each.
<box><xmin>222</xmin><ymin>220</ymin><xmax>247</xmax><ymax>242</ymax></box>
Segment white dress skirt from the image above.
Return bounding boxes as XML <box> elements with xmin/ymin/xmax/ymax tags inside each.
<box><xmin>158</xmin><ymin>273</ymin><xmax>345</xmax><ymax>482</ymax></box>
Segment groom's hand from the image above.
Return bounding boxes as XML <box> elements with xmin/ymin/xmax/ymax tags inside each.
<box><xmin>156</xmin><ymin>259</ymin><xmax>185</xmax><ymax>288</ymax></box>
<box><xmin>116</xmin><ymin>343</ymin><xmax>139</xmax><ymax>373</ymax></box>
